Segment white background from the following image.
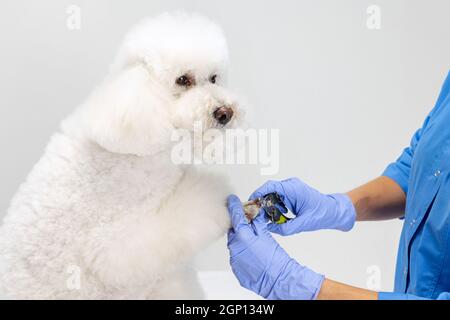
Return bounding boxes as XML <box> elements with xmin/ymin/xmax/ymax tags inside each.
<box><xmin>1</xmin><ymin>0</ymin><xmax>449</xmax><ymax>295</ymax></box>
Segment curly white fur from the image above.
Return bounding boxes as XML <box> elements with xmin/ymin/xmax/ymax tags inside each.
<box><xmin>0</xmin><ymin>12</ymin><xmax>244</xmax><ymax>299</ymax></box>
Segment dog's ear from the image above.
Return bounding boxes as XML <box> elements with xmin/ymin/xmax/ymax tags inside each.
<box><xmin>79</xmin><ymin>64</ymin><xmax>174</xmax><ymax>156</ymax></box>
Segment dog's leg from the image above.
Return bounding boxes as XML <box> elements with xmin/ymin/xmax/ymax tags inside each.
<box><xmin>150</xmin><ymin>266</ymin><xmax>204</xmax><ymax>299</ymax></box>
<box><xmin>85</xmin><ymin>169</ymin><xmax>231</xmax><ymax>295</ymax></box>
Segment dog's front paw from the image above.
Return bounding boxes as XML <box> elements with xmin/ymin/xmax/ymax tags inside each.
<box><xmin>170</xmin><ymin>169</ymin><xmax>232</xmax><ymax>236</ymax></box>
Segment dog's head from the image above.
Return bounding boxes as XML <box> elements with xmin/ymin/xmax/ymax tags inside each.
<box><xmin>78</xmin><ymin>12</ymin><xmax>244</xmax><ymax>156</ymax></box>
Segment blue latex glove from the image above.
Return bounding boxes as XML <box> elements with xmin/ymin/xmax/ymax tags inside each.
<box><xmin>249</xmin><ymin>178</ymin><xmax>356</xmax><ymax>235</ymax></box>
<box><xmin>227</xmin><ymin>194</ymin><xmax>325</xmax><ymax>300</ymax></box>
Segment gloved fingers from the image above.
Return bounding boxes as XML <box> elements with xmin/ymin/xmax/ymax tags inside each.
<box><xmin>227</xmin><ymin>195</ymin><xmax>254</xmax><ymax>234</ymax></box>
<box><xmin>251</xmin><ymin>210</ymin><xmax>269</xmax><ymax>235</ymax></box>
<box><xmin>267</xmin><ymin>222</ymin><xmax>284</xmax><ymax>234</ymax></box>
<box><xmin>227</xmin><ymin>229</ymin><xmax>252</xmax><ymax>256</ymax></box>
<box><xmin>266</xmin><ymin>212</ymin><xmax>312</xmax><ymax>235</ymax></box>
<box><xmin>267</xmin><ymin>219</ymin><xmax>298</xmax><ymax>235</ymax></box>
<box><xmin>254</xmin><ymin>209</ymin><xmax>267</xmax><ymax>224</ymax></box>
<box><xmin>248</xmin><ymin>180</ymin><xmax>297</xmax><ymax>215</ymax></box>
<box><xmin>248</xmin><ymin>180</ymin><xmax>283</xmax><ymax>201</ymax></box>
<box><xmin>281</xmin><ymin>177</ymin><xmax>302</xmax><ymax>185</ymax></box>
<box><xmin>227</xmin><ymin>229</ymin><xmax>235</xmax><ymax>243</ymax></box>
<box><xmin>227</xmin><ymin>229</ymin><xmax>243</xmax><ymax>253</ymax></box>
<box><xmin>285</xmin><ymin>213</ymin><xmax>313</xmax><ymax>232</ymax></box>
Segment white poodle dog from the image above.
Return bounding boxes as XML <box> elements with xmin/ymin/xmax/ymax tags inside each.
<box><xmin>0</xmin><ymin>12</ymin><xmax>244</xmax><ymax>299</ymax></box>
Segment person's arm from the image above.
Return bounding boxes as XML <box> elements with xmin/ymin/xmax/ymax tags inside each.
<box><xmin>227</xmin><ymin>195</ymin><xmax>450</xmax><ymax>300</ymax></box>
<box><xmin>347</xmin><ymin>176</ymin><xmax>406</xmax><ymax>222</ymax></box>
<box><xmin>355</xmin><ymin>73</ymin><xmax>450</xmax><ymax>223</ymax></box>
<box><xmin>317</xmin><ymin>279</ymin><xmax>377</xmax><ymax>300</ymax></box>
<box><xmin>247</xmin><ymin>176</ymin><xmax>405</xmax><ymax>236</ymax></box>
<box><xmin>317</xmin><ymin>278</ymin><xmax>450</xmax><ymax>300</ymax></box>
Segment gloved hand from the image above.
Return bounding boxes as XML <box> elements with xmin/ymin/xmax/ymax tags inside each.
<box><xmin>249</xmin><ymin>178</ymin><xmax>356</xmax><ymax>235</ymax></box>
<box><xmin>227</xmin><ymin>194</ymin><xmax>324</xmax><ymax>300</ymax></box>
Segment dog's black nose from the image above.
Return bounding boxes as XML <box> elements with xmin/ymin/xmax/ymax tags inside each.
<box><xmin>213</xmin><ymin>106</ymin><xmax>234</xmax><ymax>125</ymax></box>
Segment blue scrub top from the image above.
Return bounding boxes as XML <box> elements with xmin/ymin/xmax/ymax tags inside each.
<box><xmin>379</xmin><ymin>71</ymin><xmax>450</xmax><ymax>300</ymax></box>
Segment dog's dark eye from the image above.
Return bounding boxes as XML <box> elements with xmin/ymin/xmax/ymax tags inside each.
<box><xmin>176</xmin><ymin>75</ymin><xmax>193</xmax><ymax>87</ymax></box>
<box><xmin>209</xmin><ymin>74</ymin><xmax>217</xmax><ymax>84</ymax></box>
